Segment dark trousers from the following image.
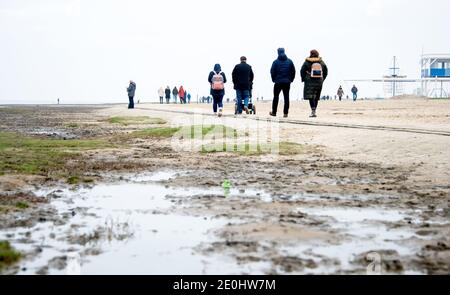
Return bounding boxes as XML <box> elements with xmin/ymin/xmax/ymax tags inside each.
<box><xmin>212</xmin><ymin>94</ymin><xmax>224</xmax><ymax>113</ymax></box>
<box><xmin>159</xmin><ymin>96</ymin><xmax>164</xmax><ymax>104</ymax></box>
<box><xmin>308</xmin><ymin>86</ymin><xmax>322</xmax><ymax>111</ymax></box>
<box><xmin>128</xmin><ymin>96</ymin><xmax>134</xmax><ymax>109</ymax></box>
<box><xmin>272</xmin><ymin>83</ymin><xmax>291</xmax><ymax>115</ymax></box>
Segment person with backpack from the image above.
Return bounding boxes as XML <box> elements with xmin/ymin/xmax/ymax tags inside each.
<box><xmin>165</xmin><ymin>86</ymin><xmax>171</xmax><ymax>104</ymax></box>
<box><xmin>301</xmin><ymin>50</ymin><xmax>328</xmax><ymax>118</ymax></box>
<box><xmin>351</xmin><ymin>85</ymin><xmax>358</xmax><ymax>101</ymax></box>
<box><xmin>232</xmin><ymin>56</ymin><xmax>254</xmax><ymax>115</ymax></box>
<box><xmin>337</xmin><ymin>86</ymin><xmax>344</xmax><ymax>101</ymax></box>
<box><xmin>172</xmin><ymin>86</ymin><xmax>179</xmax><ymax>104</ymax></box>
<box><xmin>158</xmin><ymin>87</ymin><xmax>165</xmax><ymax>104</ymax></box>
<box><xmin>179</xmin><ymin>86</ymin><xmax>185</xmax><ymax>104</ymax></box>
<box><xmin>208</xmin><ymin>64</ymin><xmax>227</xmax><ymax>117</ymax></box>
<box><xmin>269</xmin><ymin>48</ymin><xmax>296</xmax><ymax>118</ymax></box>
<box><xmin>126</xmin><ymin>80</ymin><xmax>136</xmax><ymax>109</ymax></box>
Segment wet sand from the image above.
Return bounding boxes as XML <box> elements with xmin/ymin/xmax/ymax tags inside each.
<box><xmin>0</xmin><ymin>98</ymin><xmax>449</xmax><ymax>274</ymax></box>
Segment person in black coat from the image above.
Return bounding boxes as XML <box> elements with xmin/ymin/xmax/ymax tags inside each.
<box><xmin>301</xmin><ymin>50</ymin><xmax>328</xmax><ymax>118</ymax></box>
<box><xmin>165</xmin><ymin>86</ymin><xmax>171</xmax><ymax>104</ymax></box>
<box><xmin>270</xmin><ymin>48</ymin><xmax>296</xmax><ymax>118</ymax></box>
<box><xmin>232</xmin><ymin>56</ymin><xmax>254</xmax><ymax>114</ymax></box>
<box><xmin>208</xmin><ymin>63</ymin><xmax>227</xmax><ymax>117</ymax></box>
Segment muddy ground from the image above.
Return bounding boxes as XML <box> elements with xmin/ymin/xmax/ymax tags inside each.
<box><xmin>0</xmin><ymin>102</ymin><xmax>449</xmax><ymax>275</ymax></box>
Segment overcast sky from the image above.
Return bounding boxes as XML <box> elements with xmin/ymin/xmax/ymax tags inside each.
<box><xmin>1</xmin><ymin>0</ymin><xmax>449</xmax><ymax>104</ymax></box>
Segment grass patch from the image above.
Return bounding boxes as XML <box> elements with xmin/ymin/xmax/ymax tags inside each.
<box><xmin>201</xmin><ymin>142</ymin><xmax>313</xmax><ymax>156</ymax></box>
<box><xmin>0</xmin><ymin>241</ymin><xmax>22</xmax><ymax>271</ymax></box>
<box><xmin>131</xmin><ymin>125</ymin><xmax>237</xmax><ymax>140</ymax></box>
<box><xmin>0</xmin><ymin>132</ymin><xmax>115</xmax><ymax>175</ymax></box>
<box><xmin>15</xmin><ymin>201</ymin><xmax>29</xmax><ymax>209</ymax></box>
<box><xmin>65</xmin><ymin>123</ymin><xmax>79</xmax><ymax>128</ymax></box>
<box><xmin>107</xmin><ymin>116</ymin><xmax>167</xmax><ymax>126</ymax></box>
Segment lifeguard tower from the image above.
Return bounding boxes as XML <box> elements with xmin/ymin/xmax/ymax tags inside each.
<box><xmin>421</xmin><ymin>54</ymin><xmax>450</xmax><ymax>98</ymax></box>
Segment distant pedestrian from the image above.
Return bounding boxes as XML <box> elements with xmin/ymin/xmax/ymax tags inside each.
<box><xmin>351</xmin><ymin>85</ymin><xmax>358</xmax><ymax>101</ymax></box>
<box><xmin>187</xmin><ymin>93</ymin><xmax>191</xmax><ymax>104</ymax></box>
<box><xmin>337</xmin><ymin>86</ymin><xmax>344</xmax><ymax>101</ymax></box>
<box><xmin>179</xmin><ymin>86</ymin><xmax>185</xmax><ymax>104</ymax></box>
<box><xmin>57</xmin><ymin>98</ymin><xmax>60</xmax><ymax>105</ymax></box>
<box><xmin>127</xmin><ymin>80</ymin><xmax>137</xmax><ymax>109</ymax></box>
<box><xmin>269</xmin><ymin>48</ymin><xmax>296</xmax><ymax>118</ymax></box>
<box><xmin>158</xmin><ymin>87</ymin><xmax>164</xmax><ymax>104</ymax></box>
<box><xmin>172</xmin><ymin>87</ymin><xmax>179</xmax><ymax>104</ymax></box>
<box><xmin>165</xmin><ymin>86</ymin><xmax>171</xmax><ymax>104</ymax></box>
<box><xmin>208</xmin><ymin>63</ymin><xmax>227</xmax><ymax>117</ymax></box>
<box><xmin>300</xmin><ymin>50</ymin><xmax>328</xmax><ymax>118</ymax></box>
<box><xmin>232</xmin><ymin>56</ymin><xmax>254</xmax><ymax>115</ymax></box>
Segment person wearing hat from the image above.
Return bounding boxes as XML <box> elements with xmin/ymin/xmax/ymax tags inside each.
<box><xmin>232</xmin><ymin>56</ymin><xmax>254</xmax><ymax>115</ymax></box>
<box><xmin>300</xmin><ymin>50</ymin><xmax>328</xmax><ymax>118</ymax></box>
<box><xmin>269</xmin><ymin>48</ymin><xmax>296</xmax><ymax>118</ymax></box>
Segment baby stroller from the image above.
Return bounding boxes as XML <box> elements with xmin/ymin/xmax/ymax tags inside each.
<box><xmin>234</xmin><ymin>91</ymin><xmax>256</xmax><ymax>115</ymax></box>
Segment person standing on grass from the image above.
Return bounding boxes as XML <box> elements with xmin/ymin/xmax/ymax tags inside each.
<box><xmin>172</xmin><ymin>86</ymin><xmax>179</xmax><ymax>104</ymax></box>
<box><xmin>232</xmin><ymin>56</ymin><xmax>254</xmax><ymax>115</ymax></box>
<box><xmin>300</xmin><ymin>50</ymin><xmax>328</xmax><ymax>118</ymax></box>
<box><xmin>158</xmin><ymin>86</ymin><xmax>165</xmax><ymax>104</ymax></box>
<box><xmin>165</xmin><ymin>86</ymin><xmax>171</xmax><ymax>104</ymax></box>
<box><xmin>127</xmin><ymin>80</ymin><xmax>136</xmax><ymax>109</ymax></box>
<box><xmin>208</xmin><ymin>63</ymin><xmax>227</xmax><ymax>117</ymax></box>
<box><xmin>351</xmin><ymin>85</ymin><xmax>358</xmax><ymax>101</ymax></box>
<box><xmin>269</xmin><ymin>48</ymin><xmax>296</xmax><ymax>118</ymax></box>
<box><xmin>337</xmin><ymin>86</ymin><xmax>344</xmax><ymax>101</ymax></box>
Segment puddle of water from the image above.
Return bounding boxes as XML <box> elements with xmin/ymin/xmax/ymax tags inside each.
<box><xmin>277</xmin><ymin>207</ymin><xmax>425</xmax><ymax>274</ymax></box>
<box><xmin>1</xmin><ymin>179</ymin><xmax>251</xmax><ymax>275</ymax></box>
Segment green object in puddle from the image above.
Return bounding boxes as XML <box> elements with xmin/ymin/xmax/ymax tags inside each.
<box><xmin>222</xmin><ymin>180</ymin><xmax>232</xmax><ymax>189</ymax></box>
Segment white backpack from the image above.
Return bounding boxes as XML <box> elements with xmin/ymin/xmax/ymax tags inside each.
<box><xmin>211</xmin><ymin>72</ymin><xmax>225</xmax><ymax>90</ymax></box>
<box><xmin>311</xmin><ymin>63</ymin><xmax>323</xmax><ymax>78</ymax></box>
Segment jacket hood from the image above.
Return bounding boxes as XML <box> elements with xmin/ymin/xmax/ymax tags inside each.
<box><xmin>277</xmin><ymin>48</ymin><xmax>288</xmax><ymax>61</ymax></box>
<box><xmin>214</xmin><ymin>64</ymin><xmax>222</xmax><ymax>72</ymax></box>
<box><xmin>306</xmin><ymin>57</ymin><xmax>322</xmax><ymax>63</ymax></box>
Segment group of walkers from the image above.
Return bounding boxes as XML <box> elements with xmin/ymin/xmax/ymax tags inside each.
<box><xmin>206</xmin><ymin>49</ymin><xmax>328</xmax><ymax>118</ymax></box>
<box><xmin>158</xmin><ymin>86</ymin><xmax>191</xmax><ymax>104</ymax></box>
<box><xmin>127</xmin><ymin>48</ymin><xmax>359</xmax><ymax>116</ymax></box>
<box><xmin>337</xmin><ymin>85</ymin><xmax>359</xmax><ymax>101</ymax></box>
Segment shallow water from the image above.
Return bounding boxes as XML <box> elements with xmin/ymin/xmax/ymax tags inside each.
<box><xmin>0</xmin><ymin>171</ymin><xmax>440</xmax><ymax>274</ymax></box>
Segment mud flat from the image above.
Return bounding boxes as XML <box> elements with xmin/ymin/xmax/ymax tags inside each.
<box><xmin>0</xmin><ymin>100</ymin><xmax>449</xmax><ymax>274</ymax></box>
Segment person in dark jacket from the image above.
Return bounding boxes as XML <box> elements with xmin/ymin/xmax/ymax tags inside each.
<box><xmin>127</xmin><ymin>80</ymin><xmax>136</xmax><ymax>109</ymax></box>
<box><xmin>270</xmin><ymin>48</ymin><xmax>296</xmax><ymax>118</ymax></box>
<box><xmin>165</xmin><ymin>86</ymin><xmax>171</xmax><ymax>104</ymax></box>
<box><xmin>301</xmin><ymin>50</ymin><xmax>328</xmax><ymax>118</ymax></box>
<box><xmin>208</xmin><ymin>64</ymin><xmax>227</xmax><ymax>117</ymax></box>
<box><xmin>351</xmin><ymin>85</ymin><xmax>358</xmax><ymax>101</ymax></box>
<box><xmin>337</xmin><ymin>86</ymin><xmax>344</xmax><ymax>101</ymax></box>
<box><xmin>232</xmin><ymin>56</ymin><xmax>254</xmax><ymax>114</ymax></box>
<box><xmin>172</xmin><ymin>87</ymin><xmax>178</xmax><ymax>104</ymax></box>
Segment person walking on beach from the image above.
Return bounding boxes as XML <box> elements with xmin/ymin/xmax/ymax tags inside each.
<box><xmin>351</xmin><ymin>85</ymin><xmax>358</xmax><ymax>101</ymax></box>
<box><xmin>127</xmin><ymin>80</ymin><xmax>137</xmax><ymax>109</ymax></box>
<box><xmin>178</xmin><ymin>86</ymin><xmax>185</xmax><ymax>104</ymax></box>
<box><xmin>165</xmin><ymin>86</ymin><xmax>171</xmax><ymax>104</ymax></box>
<box><xmin>158</xmin><ymin>87</ymin><xmax>164</xmax><ymax>104</ymax></box>
<box><xmin>269</xmin><ymin>48</ymin><xmax>296</xmax><ymax>118</ymax></box>
<box><xmin>172</xmin><ymin>86</ymin><xmax>179</xmax><ymax>104</ymax></box>
<box><xmin>300</xmin><ymin>50</ymin><xmax>328</xmax><ymax>118</ymax></box>
<box><xmin>337</xmin><ymin>86</ymin><xmax>344</xmax><ymax>101</ymax></box>
<box><xmin>232</xmin><ymin>56</ymin><xmax>254</xmax><ymax>115</ymax></box>
<box><xmin>187</xmin><ymin>93</ymin><xmax>191</xmax><ymax>104</ymax></box>
<box><xmin>208</xmin><ymin>64</ymin><xmax>227</xmax><ymax>117</ymax></box>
